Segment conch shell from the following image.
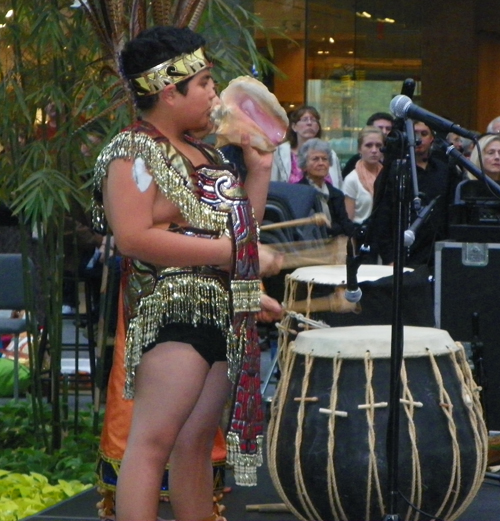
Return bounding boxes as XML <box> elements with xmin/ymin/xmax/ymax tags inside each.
<box><xmin>211</xmin><ymin>76</ymin><xmax>288</xmax><ymax>152</ymax></box>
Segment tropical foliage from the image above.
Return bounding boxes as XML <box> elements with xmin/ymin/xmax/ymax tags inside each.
<box><xmin>0</xmin><ymin>399</ymin><xmax>99</xmax><ymax>520</ymax></box>
<box><xmin>0</xmin><ymin>3</ymin><xmax>284</xmax><ymax>518</ymax></box>
<box><xmin>0</xmin><ymin>470</ymin><xmax>91</xmax><ymax>521</ymax></box>
<box><xmin>0</xmin><ymin>0</ymin><xmax>279</xmax><ymax>455</ymax></box>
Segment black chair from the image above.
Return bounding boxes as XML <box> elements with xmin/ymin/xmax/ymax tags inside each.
<box><xmin>0</xmin><ymin>254</ymin><xmax>35</xmax><ymax>400</ymax></box>
<box><xmin>265</xmin><ymin>182</ymin><xmax>329</xmax><ymax>243</ymax></box>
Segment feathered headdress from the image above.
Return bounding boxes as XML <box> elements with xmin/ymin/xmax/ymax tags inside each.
<box><xmin>78</xmin><ymin>0</ymin><xmax>209</xmax><ymax>124</ymax></box>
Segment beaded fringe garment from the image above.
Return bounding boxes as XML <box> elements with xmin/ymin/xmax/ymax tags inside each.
<box><xmin>93</xmin><ymin>121</ymin><xmax>264</xmax><ymax>484</ymax></box>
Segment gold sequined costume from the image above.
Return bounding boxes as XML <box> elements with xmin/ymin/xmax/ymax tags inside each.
<box><xmin>93</xmin><ymin>120</ymin><xmax>264</xmax><ymax>487</ymax></box>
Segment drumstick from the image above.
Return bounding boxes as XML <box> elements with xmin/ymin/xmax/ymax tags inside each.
<box><xmin>261</xmin><ymin>212</ymin><xmax>329</xmax><ymax>231</ymax></box>
<box><xmin>280</xmin><ymin>251</ymin><xmax>345</xmax><ymax>269</ymax></box>
<box><xmin>284</xmin><ymin>311</ymin><xmax>331</xmax><ymax>329</ymax></box>
<box><xmin>246</xmin><ymin>503</ymin><xmax>289</xmax><ymax>512</ymax></box>
<box><xmin>264</xmin><ymin>236</ymin><xmax>348</xmax><ymax>269</ymax></box>
<box><xmin>287</xmin><ymin>286</ymin><xmax>361</xmax><ymax>314</ymax></box>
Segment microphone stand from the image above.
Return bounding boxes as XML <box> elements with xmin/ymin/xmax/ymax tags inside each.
<box><xmin>383</xmin><ymin>120</ymin><xmax>419</xmax><ymax>521</ymax></box>
<box><xmin>405</xmin><ymin>118</ymin><xmax>421</xmax><ymax>212</ymax></box>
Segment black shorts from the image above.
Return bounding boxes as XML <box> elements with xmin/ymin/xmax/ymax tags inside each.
<box><xmin>143</xmin><ymin>322</ymin><xmax>227</xmax><ymax>367</ymax></box>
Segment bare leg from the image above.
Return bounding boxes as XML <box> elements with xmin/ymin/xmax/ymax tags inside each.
<box><xmin>168</xmin><ymin>361</ymin><xmax>231</xmax><ymax>521</ymax></box>
<box><xmin>115</xmin><ymin>341</ymin><xmax>211</xmax><ymax>521</ymax></box>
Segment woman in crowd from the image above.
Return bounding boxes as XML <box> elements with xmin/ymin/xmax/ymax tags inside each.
<box><xmin>343</xmin><ymin>126</ymin><xmax>384</xmax><ymax>223</ymax></box>
<box><xmin>271</xmin><ymin>105</ymin><xmax>342</xmax><ymax>188</ymax></box>
<box><xmin>470</xmin><ymin>133</ymin><xmax>500</xmax><ymax>181</ymax></box>
<box><xmin>297</xmin><ymin>138</ymin><xmax>355</xmax><ymax>237</ymax></box>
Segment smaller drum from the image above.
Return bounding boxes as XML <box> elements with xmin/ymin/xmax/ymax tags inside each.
<box><xmin>284</xmin><ymin>264</ymin><xmax>411</xmax><ymax>319</ymax></box>
<box><xmin>267</xmin><ymin>325</ymin><xmax>488</xmax><ymax>521</ymax></box>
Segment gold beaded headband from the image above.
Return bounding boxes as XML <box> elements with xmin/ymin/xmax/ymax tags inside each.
<box><xmin>128</xmin><ymin>47</ymin><xmax>212</xmax><ymax>97</ymax></box>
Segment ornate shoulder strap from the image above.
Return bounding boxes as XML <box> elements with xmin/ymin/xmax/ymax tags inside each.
<box><xmin>92</xmin><ymin>129</ymin><xmax>228</xmax><ymax>233</ymax></box>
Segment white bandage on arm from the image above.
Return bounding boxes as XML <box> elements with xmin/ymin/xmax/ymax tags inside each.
<box><xmin>132</xmin><ymin>157</ymin><xmax>153</xmax><ymax>192</ymax></box>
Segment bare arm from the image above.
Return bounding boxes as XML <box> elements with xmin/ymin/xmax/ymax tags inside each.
<box><xmin>103</xmin><ymin>158</ymin><xmax>232</xmax><ymax>268</ymax></box>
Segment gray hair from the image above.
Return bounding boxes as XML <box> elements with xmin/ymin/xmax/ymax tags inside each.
<box><xmin>297</xmin><ymin>138</ymin><xmax>333</xmax><ymax>170</ymax></box>
<box><xmin>487</xmin><ymin>116</ymin><xmax>500</xmax><ymax>133</ymax></box>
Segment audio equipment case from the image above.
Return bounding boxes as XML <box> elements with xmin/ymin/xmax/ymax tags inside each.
<box><xmin>435</xmin><ymin>240</ymin><xmax>500</xmax><ymax>430</ymax></box>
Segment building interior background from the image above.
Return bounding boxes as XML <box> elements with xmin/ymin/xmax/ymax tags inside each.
<box><xmin>248</xmin><ymin>0</ymin><xmax>500</xmax><ymax>165</ymax></box>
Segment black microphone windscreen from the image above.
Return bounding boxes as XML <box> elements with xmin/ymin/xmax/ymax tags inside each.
<box><xmin>401</xmin><ymin>78</ymin><xmax>416</xmax><ymax>99</ymax></box>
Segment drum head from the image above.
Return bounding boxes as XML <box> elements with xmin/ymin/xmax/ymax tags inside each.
<box><xmin>289</xmin><ymin>265</ymin><xmax>412</xmax><ymax>285</ymax></box>
<box><xmin>291</xmin><ymin>325</ymin><xmax>458</xmax><ymax>358</ymax></box>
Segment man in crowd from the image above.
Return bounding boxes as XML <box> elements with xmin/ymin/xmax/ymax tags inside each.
<box><xmin>371</xmin><ymin>121</ymin><xmax>460</xmax><ymax>268</ymax></box>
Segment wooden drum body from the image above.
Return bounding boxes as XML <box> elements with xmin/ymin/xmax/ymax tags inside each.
<box><xmin>267</xmin><ymin>326</ymin><xmax>488</xmax><ymax>521</ymax></box>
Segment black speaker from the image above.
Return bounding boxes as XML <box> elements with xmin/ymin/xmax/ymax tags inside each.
<box><xmin>435</xmin><ymin>241</ymin><xmax>500</xmax><ymax>430</ymax></box>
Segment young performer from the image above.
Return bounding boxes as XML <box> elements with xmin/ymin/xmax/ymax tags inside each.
<box><xmin>93</xmin><ymin>25</ymin><xmax>282</xmax><ymax>521</ymax></box>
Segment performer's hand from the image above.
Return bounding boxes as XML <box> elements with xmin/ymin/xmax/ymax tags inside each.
<box><xmin>240</xmin><ymin>133</ymin><xmax>273</xmax><ymax>177</ymax></box>
<box><xmin>258</xmin><ymin>243</ymin><xmax>283</xmax><ymax>277</ymax></box>
<box><xmin>256</xmin><ymin>293</ymin><xmax>284</xmax><ymax>323</ymax></box>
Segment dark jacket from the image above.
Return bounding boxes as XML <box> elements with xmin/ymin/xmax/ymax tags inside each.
<box><xmin>372</xmin><ymin>154</ymin><xmax>460</xmax><ymax>267</ymax></box>
<box><xmin>298</xmin><ymin>176</ymin><xmax>355</xmax><ymax>237</ymax></box>
<box><xmin>342</xmin><ymin>153</ymin><xmax>360</xmax><ymax>179</ymax></box>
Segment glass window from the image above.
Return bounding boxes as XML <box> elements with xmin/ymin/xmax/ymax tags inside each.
<box><xmin>253</xmin><ymin>0</ymin><xmax>423</xmax><ymax>165</ymax></box>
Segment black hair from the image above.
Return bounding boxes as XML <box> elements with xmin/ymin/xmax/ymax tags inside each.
<box><xmin>366</xmin><ymin>112</ymin><xmax>394</xmax><ymax>125</ymax></box>
<box><xmin>120</xmin><ymin>26</ymin><xmax>206</xmax><ymax>111</ymax></box>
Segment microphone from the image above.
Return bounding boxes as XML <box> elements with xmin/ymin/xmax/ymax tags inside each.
<box><xmin>401</xmin><ymin>78</ymin><xmax>416</xmax><ymax>100</ymax></box>
<box><xmin>390</xmin><ymin>79</ymin><xmax>416</xmax><ymax>135</ymax></box>
<box><xmin>403</xmin><ymin>196</ymin><xmax>440</xmax><ymax>247</ymax></box>
<box><xmin>390</xmin><ymin>95</ymin><xmax>478</xmax><ymax>141</ymax></box>
<box><xmin>345</xmin><ymin>238</ymin><xmax>362</xmax><ymax>303</ymax></box>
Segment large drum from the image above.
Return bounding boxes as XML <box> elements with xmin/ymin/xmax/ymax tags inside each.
<box><xmin>267</xmin><ymin>325</ymin><xmax>488</xmax><ymax>521</ymax></box>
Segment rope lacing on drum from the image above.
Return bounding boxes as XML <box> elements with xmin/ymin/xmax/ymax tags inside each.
<box><xmin>426</xmin><ymin>348</ymin><xmax>462</xmax><ymax>520</ymax></box>
<box><xmin>445</xmin><ymin>345</ymin><xmax>489</xmax><ymax>520</ymax></box>
<box><xmin>266</xmin><ymin>350</ymin><xmax>304</xmax><ymax>521</ymax></box>
<box><xmin>363</xmin><ymin>351</ymin><xmax>385</xmax><ymax>521</ymax></box>
<box><xmin>399</xmin><ymin>360</ymin><xmax>423</xmax><ymax>521</ymax></box>
<box><xmin>293</xmin><ymin>354</ymin><xmax>323</xmax><ymax>521</ymax></box>
<box><xmin>305</xmin><ymin>280</ymin><xmax>314</xmax><ymax>320</ymax></box>
<box><xmin>326</xmin><ymin>354</ymin><xmax>349</xmax><ymax>521</ymax></box>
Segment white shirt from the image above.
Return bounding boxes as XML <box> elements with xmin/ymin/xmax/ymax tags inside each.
<box><xmin>343</xmin><ymin>169</ymin><xmax>373</xmax><ymax>223</ymax></box>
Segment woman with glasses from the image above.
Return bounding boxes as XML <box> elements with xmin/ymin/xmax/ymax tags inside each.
<box><xmin>271</xmin><ymin>105</ymin><xmax>343</xmax><ymax>188</ymax></box>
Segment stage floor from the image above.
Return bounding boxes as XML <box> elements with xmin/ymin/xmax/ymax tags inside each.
<box><xmin>25</xmin><ymin>463</ymin><xmax>500</xmax><ymax>521</ymax></box>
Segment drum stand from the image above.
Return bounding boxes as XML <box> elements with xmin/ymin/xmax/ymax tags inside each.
<box><xmin>469</xmin><ymin>313</ymin><xmax>500</xmax><ymax>483</ymax></box>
